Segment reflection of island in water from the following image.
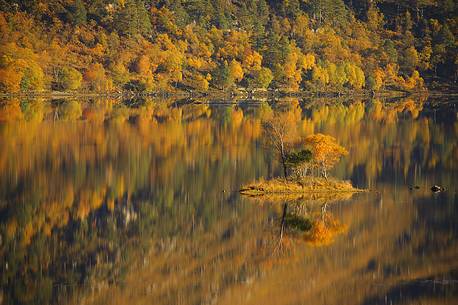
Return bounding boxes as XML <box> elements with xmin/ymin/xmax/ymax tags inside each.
<box><xmin>248</xmin><ymin>193</ymin><xmax>353</xmax><ymax>262</ymax></box>
<box><xmin>280</xmin><ymin>197</ymin><xmax>349</xmax><ymax>247</ymax></box>
<box><xmin>0</xmin><ymin>97</ymin><xmax>456</xmax><ymax>305</ymax></box>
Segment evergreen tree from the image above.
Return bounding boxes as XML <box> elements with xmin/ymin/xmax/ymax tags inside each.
<box><xmin>431</xmin><ymin>23</ymin><xmax>455</xmax><ymax>77</ymax></box>
<box><xmin>67</xmin><ymin>0</ymin><xmax>87</xmax><ymax>26</ymax></box>
<box><xmin>19</xmin><ymin>0</ymin><xmax>39</xmax><ymax>15</ymax></box>
<box><xmin>213</xmin><ymin>0</ymin><xmax>233</xmax><ymax>29</ymax></box>
<box><xmin>212</xmin><ymin>62</ymin><xmax>231</xmax><ymax>90</ymax></box>
<box><xmin>162</xmin><ymin>0</ymin><xmax>190</xmax><ymax>27</ymax></box>
<box><xmin>253</xmin><ymin>0</ymin><xmax>270</xmax><ymax>48</ymax></box>
<box><xmin>87</xmin><ymin>0</ymin><xmax>110</xmax><ymax>23</ymax></box>
<box><xmin>115</xmin><ymin>0</ymin><xmax>152</xmax><ymax>37</ymax></box>
<box><xmin>185</xmin><ymin>0</ymin><xmax>215</xmax><ymax>29</ymax></box>
<box><xmin>306</xmin><ymin>0</ymin><xmax>348</xmax><ymax>27</ymax></box>
<box><xmin>270</xmin><ymin>0</ymin><xmax>301</xmax><ymax>18</ymax></box>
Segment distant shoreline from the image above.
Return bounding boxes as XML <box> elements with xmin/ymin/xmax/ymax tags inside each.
<box><xmin>0</xmin><ymin>88</ymin><xmax>435</xmax><ymax>100</ymax></box>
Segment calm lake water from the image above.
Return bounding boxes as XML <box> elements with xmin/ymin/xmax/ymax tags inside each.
<box><xmin>0</xmin><ymin>96</ymin><xmax>457</xmax><ymax>305</ymax></box>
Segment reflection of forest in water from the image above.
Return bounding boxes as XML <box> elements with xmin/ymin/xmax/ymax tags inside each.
<box><xmin>0</xmin><ymin>97</ymin><xmax>457</xmax><ymax>305</ymax></box>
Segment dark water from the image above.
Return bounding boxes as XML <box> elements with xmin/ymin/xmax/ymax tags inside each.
<box><xmin>0</xmin><ymin>97</ymin><xmax>457</xmax><ymax>305</ymax></box>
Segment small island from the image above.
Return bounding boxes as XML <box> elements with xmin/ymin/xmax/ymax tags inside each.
<box><xmin>240</xmin><ymin>176</ymin><xmax>361</xmax><ymax>197</ymax></box>
<box><xmin>240</xmin><ymin>120</ymin><xmax>363</xmax><ymax>250</ymax></box>
<box><xmin>240</xmin><ymin>114</ymin><xmax>363</xmax><ymax>197</ymax></box>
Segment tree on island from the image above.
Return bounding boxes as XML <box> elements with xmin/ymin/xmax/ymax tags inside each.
<box><xmin>262</xmin><ymin>112</ymin><xmax>299</xmax><ymax>178</ymax></box>
<box><xmin>262</xmin><ymin>113</ymin><xmax>348</xmax><ymax>180</ymax></box>
<box><xmin>304</xmin><ymin>133</ymin><xmax>348</xmax><ymax>179</ymax></box>
<box><xmin>242</xmin><ymin>122</ymin><xmax>357</xmax><ymax>198</ymax></box>
<box><xmin>285</xmin><ymin>149</ymin><xmax>312</xmax><ymax>178</ymax></box>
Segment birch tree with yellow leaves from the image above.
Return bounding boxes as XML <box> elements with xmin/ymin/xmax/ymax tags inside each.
<box><xmin>304</xmin><ymin>133</ymin><xmax>348</xmax><ymax>179</ymax></box>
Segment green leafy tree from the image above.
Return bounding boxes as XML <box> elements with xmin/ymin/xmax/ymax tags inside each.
<box><xmin>20</xmin><ymin>63</ymin><xmax>45</xmax><ymax>92</ymax></box>
<box><xmin>251</xmin><ymin>67</ymin><xmax>274</xmax><ymax>89</ymax></box>
<box><xmin>185</xmin><ymin>0</ymin><xmax>215</xmax><ymax>28</ymax></box>
<box><xmin>285</xmin><ymin>149</ymin><xmax>312</xmax><ymax>177</ymax></box>
<box><xmin>57</xmin><ymin>67</ymin><xmax>83</xmax><ymax>91</ymax></box>
<box><xmin>213</xmin><ymin>0</ymin><xmax>233</xmax><ymax>29</ymax></box>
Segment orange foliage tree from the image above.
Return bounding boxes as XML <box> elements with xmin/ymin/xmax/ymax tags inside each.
<box><xmin>84</xmin><ymin>63</ymin><xmax>110</xmax><ymax>91</ymax></box>
<box><xmin>304</xmin><ymin>133</ymin><xmax>348</xmax><ymax>179</ymax></box>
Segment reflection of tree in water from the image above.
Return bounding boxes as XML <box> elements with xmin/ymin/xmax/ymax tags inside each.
<box><xmin>303</xmin><ymin>204</ymin><xmax>347</xmax><ymax>246</ymax></box>
<box><xmin>0</xmin><ymin>196</ymin><xmax>159</xmax><ymax>305</ymax></box>
<box><xmin>0</xmin><ymin>100</ymin><xmax>267</xmax><ymax>305</ymax></box>
<box><xmin>0</xmin><ymin>97</ymin><xmax>456</xmax><ymax>305</ymax></box>
<box><xmin>265</xmin><ymin>195</ymin><xmax>350</xmax><ymax>258</ymax></box>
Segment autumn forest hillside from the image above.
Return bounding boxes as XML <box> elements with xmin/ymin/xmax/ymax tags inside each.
<box><xmin>0</xmin><ymin>0</ymin><xmax>456</xmax><ymax>94</ymax></box>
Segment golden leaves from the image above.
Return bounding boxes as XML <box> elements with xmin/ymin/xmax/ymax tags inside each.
<box><xmin>304</xmin><ymin>133</ymin><xmax>348</xmax><ymax>172</ymax></box>
<box><xmin>242</xmin><ymin>51</ymin><xmax>262</xmax><ymax>72</ymax></box>
<box><xmin>84</xmin><ymin>63</ymin><xmax>108</xmax><ymax>91</ymax></box>
<box><xmin>134</xmin><ymin>55</ymin><xmax>151</xmax><ymax>75</ymax></box>
<box><xmin>228</xmin><ymin>60</ymin><xmax>244</xmax><ymax>83</ymax></box>
<box><xmin>304</xmin><ymin>214</ymin><xmax>347</xmax><ymax>247</ymax></box>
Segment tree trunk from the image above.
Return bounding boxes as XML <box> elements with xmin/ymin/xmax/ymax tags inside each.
<box><xmin>303</xmin><ymin>166</ymin><xmax>308</xmax><ymax>177</ymax></box>
<box><xmin>280</xmin><ymin>203</ymin><xmax>288</xmax><ymax>240</ymax></box>
<box><xmin>280</xmin><ymin>142</ymin><xmax>288</xmax><ymax>178</ymax></box>
<box><xmin>281</xmin><ymin>154</ymin><xmax>288</xmax><ymax>178</ymax></box>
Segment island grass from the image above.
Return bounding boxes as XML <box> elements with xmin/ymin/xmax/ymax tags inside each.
<box><xmin>240</xmin><ymin>177</ymin><xmax>363</xmax><ymax>197</ymax></box>
<box><xmin>241</xmin><ymin>191</ymin><xmax>357</xmax><ymax>205</ymax></box>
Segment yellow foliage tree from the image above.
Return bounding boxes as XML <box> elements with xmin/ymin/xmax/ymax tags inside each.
<box><xmin>326</xmin><ymin>62</ymin><xmax>347</xmax><ymax>87</ymax></box>
<box><xmin>402</xmin><ymin>70</ymin><xmax>424</xmax><ymax>90</ymax></box>
<box><xmin>304</xmin><ymin>133</ymin><xmax>348</xmax><ymax>179</ymax></box>
<box><xmin>385</xmin><ymin>63</ymin><xmax>404</xmax><ymax>87</ymax></box>
<box><xmin>84</xmin><ymin>63</ymin><xmax>109</xmax><ymax>91</ymax></box>
<box><xmin>242</xmin><ymin>51</ymin><xmax>263</xmax><ymax>72</ymax></box>
<box><xmin>312</xmin><ymin>65</ymin><xmax>330</xmax><ymax>87</ymax></box>
<box><xmin>135</xmin><ymin>55</ymin><xmax>151</xmax><ymax>75</ymax></box>
<box><xmin>228</xmin><ymin>59</ymin><xmax>244</xmax><ymax>83</ymax></box>
<box><xmin>372</xmin><ymin>68</ymin><xmax>385</xmax><ymax>91</ymax></box>
<box><xmin>58</xmin><ymin>67</ymin><xmax>82</xmax><ymax>90</ymax></box>
<box><xmin>110</xmin><ymin>62</ymin><xmax>130</xmax><ymax>86</ymax></box>
<box><xmin>344</xmin><ymin>62</ymin><xmax>365</xmax><ymax>89</ymax></box>
<box><xmin>183</xmin><ymin>72</ymin><xmax>210</xmax><ymax>91</ymax></box>
<box><xmin>366</xmin><ymin>4</ymin><xmax>385</xmax><ymax>31</ymax></box>
<box><xmin>0</xmin><ymin>63</ymin><xmax>24</xmax><ymax>93</ymax></box>
<box><xmin>279</xmin><ymin>45</ymin><xmax>315</xmax><ymax>91</ymax></box>
<box><xmin>218</xmin><ymin>31</ymin><xmax>251</xmax><ymax>60</ymax></box>
<box><xmin>0</xmin><ymin>51</ymin><xmax>45</xmax><ymax>92</ymax></box>
<box><xmin>252</xmin><ymin>67</ymin><xmax>274</xmax><ymax>89</ymax></box>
